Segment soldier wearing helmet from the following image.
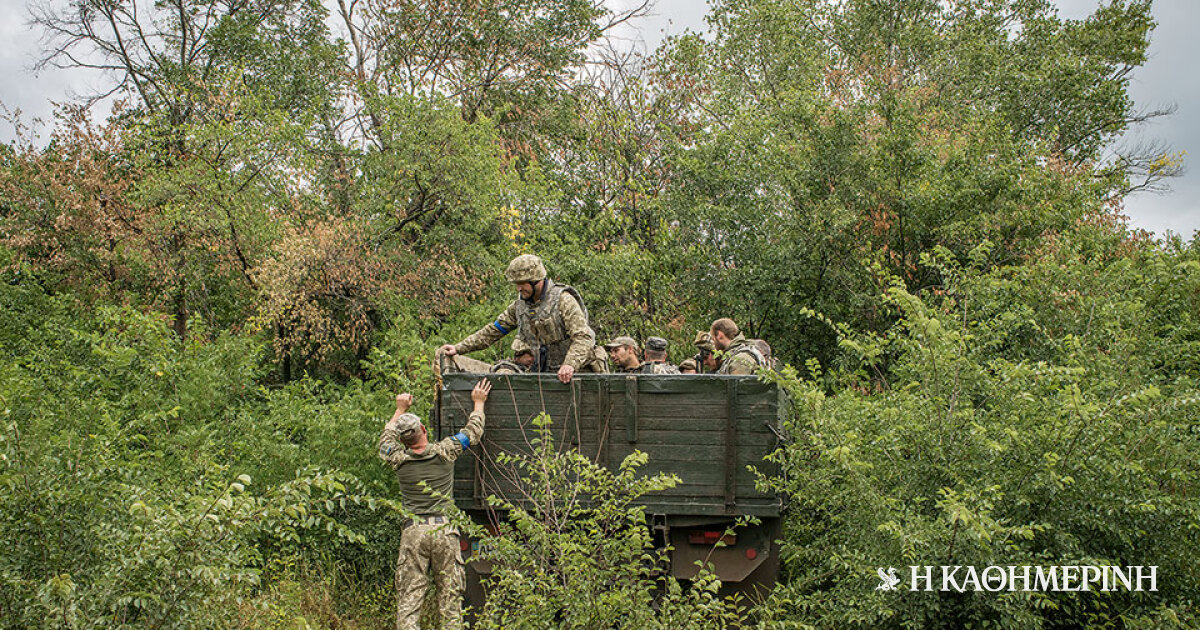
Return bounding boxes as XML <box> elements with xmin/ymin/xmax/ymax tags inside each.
<box><xmin>693</xmin><ymin>330</ymin><xmax>720</xmax><ymax>373</ymax></box>
<box><xmin>440</xmin><ymin>254</ymin><xmax>607</xmax><ymax>383</ymax></box>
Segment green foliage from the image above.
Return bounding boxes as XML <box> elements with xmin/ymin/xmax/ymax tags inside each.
<box><xmin>469</xmin><ymin>414</ymin><xmax>746</xmax><ymax>630</ymax></box>
<box><xmin>757</xmin><ymin>230</ymin><xmax>1200</xmax><ymax>628</ymax></box>
<box><xmin>0</xmin><ymin>276</ymin><xmax>399</xmax><ymax>629</ymax></box>
<box><xmin>646</xmin><ymin>0</ymin><xmax>1155</xmax><ymax>367</ymax></box>
<box><xmin>4</xmin><ymin>0</ymin><xmax>1194</xmax><ymax>626</ymax></box>
<box><xmin>355</xmin><ymin>93</ymin><xmax>509</xmax><ymax>257</ymax></box>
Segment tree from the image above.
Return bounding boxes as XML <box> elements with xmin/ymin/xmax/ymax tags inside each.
<box><xmin>648</xmin><ymin>0</ymin><xmax>1164</xmax><ymax>368</ymax></box>
<box><xmin>758</xmin><ymin>230</ymin><xmax>1200</xmax><ymax>628</ymax></box>
<box><xmin>31</xmin><ymin>0</ymin><xmax>343</xmax><ymax>125</ymax></box>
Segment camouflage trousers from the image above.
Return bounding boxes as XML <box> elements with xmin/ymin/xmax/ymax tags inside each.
<box><xmin>395</xmin><ymin>522</ymin><xmax>465</xmax><ymax>630</ymax></box>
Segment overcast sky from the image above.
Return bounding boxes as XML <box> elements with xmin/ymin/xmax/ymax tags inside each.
<box><xmin>2</xmin><ymin>0</ymin><xmax>1196</xmax><ymax>239</ymax></box>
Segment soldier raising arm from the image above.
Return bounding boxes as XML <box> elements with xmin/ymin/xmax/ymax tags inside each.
<box><xmin>378</xmin><ymin>379</ymin><xmax>491</xmax><ymax>630</ymax></box>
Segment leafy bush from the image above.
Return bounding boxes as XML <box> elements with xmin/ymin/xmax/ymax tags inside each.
<box><xmin>470</xmin><ymin>414</ymin><xmax>747</xmax><ymax>630</ymax></box>
<box><xmin>0</xmin><ymin>276</ymin><xmax>396</xmax><ymax>629</ymax></box>
<box><xmin>757</xmin><ymin>236</ymin><xmax>1200</xmax><ymax>628</ymax></box>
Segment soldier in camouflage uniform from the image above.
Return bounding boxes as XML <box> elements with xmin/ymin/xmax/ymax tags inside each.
<box><xmin>378</xmin><ymin>379</ymin><xmax>492</xmax><ymax>630</ymax></box>
<box><xmin>710</xmin><ymin>318</ymin><xmax>766</xmax><ymax>375</ymax></box>
<box><xmin>606</xmin><ymin>336</ymin><xmax>680</xmax><ymax>374</ymax></box>
<box><xmin>604</xmin><ymin>336</ymin><xmax>644</xmax><ymax>372</ymax></box>
<box><xmin>491</xmin><ymin>338</ymin><xmax>534</xmax><ymax>374</ymax></box>
<box><xmin>642</xmin><ymin>337</ymin><xmax>681</xmax><ymax>374</ymax></box>
<box><xmin>694</xmin><ymin>331</ymin><xmax>720</xmax><ymax>373</ymax></box>
<box><xmin>752</xmin><ymin>338</ymin><xmax>779</xmax><ymax>371</ymax></box>
<box><xmin>440</xmin><ymin>254</ymin><xmax>607</xmax><ymax>383</ymax></box>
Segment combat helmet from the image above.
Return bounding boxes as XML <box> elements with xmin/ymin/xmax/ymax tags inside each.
<box><xmin>693</xmin><ymin>330</ymin><xmax>715</xmax><ymax>353</ymax></box>
<box><xmin>505</xmin><ymin>254</ymin><xmax>547</xmax><ymax>284</ymax></box>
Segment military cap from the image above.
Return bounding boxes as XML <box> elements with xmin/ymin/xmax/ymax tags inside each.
<box><xmin>693</xmin><ymin>330</ymin><xmax>714</xmax><ymax>352</ymax></box>
<box><xmin>505</xmin><ymin>254</ymin><xmax>547</xmax><ymax>284</ymax></box>
<box><xmin>645</xmin><ymin>336</ymin><xmax>668</xmax><ymax>352</ymax></box>
<box><xmin>392</xmin><ymin>412</ymin><xmax>423</xmax><ymax>437</ymax></box>
<box><xmin>604</xmin><ymin>336</ymin><xmax>639</xmax><ymax>350</ymax></box>
<box><xmin>511</xmin><ymin>337</ymin><xmax>532</xmax><ymax>357</ymax></box>
<box><xmin>678</xmin><ymin>358</ymin><xmax>699</xmax><ymax>372</ymax></box>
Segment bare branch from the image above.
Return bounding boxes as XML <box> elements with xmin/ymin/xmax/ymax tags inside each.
<box><xmin>1109</xmin><ymin>136</ymin><xmax>1187</xmax><ymax>197</ymax></box>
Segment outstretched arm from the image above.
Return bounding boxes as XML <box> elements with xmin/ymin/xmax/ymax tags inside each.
<box><xmin>441</xmin><ymin>304</ymin><xmax>518</xmax><ymax>357</ymax></box>
<box><xmin>387</xmin><ymin>392</ymin><xmax>414</xmax><ymax>427</ymax></box>
<box><xmin>453</xmin><ymin>379</ymin><xmax>491</xmax><ymax>451</ymax></box>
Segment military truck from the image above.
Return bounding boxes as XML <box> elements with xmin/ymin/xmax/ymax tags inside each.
<box><xmin>433</xmin><ymin>367</ymin><xmax>787</xmax><ymax>608</ymax></box>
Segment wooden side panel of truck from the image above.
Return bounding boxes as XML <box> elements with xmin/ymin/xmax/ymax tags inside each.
<box><xmin>435</xmin><ymin>372</ymin><xmax>786</xmax><ymax>604</ymax></box>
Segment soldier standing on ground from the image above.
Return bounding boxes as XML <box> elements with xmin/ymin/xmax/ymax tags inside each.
<box><xmin>378</xmin><ymin>379</ymin><xmax>492</xmax><ymax>630</ymax></box>
<box><xmin>440</xmin><ymin>254</ymin><xmax>607</xmax><ymax>383</ymax></box>
<box><xmin>710</xmin><ymin>318</ymin><xmax>766</xmax><ymax>375</ymax></box>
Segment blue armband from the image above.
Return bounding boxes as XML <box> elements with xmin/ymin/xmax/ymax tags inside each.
<box><xmin>492</xmin><ymin>321</ymin><xmax>510</xmax><ymax>335</ymax></box>
<box><xmin>454</xmin><ymin>432</ymin><xmax>471</xmax><ymax>450</ymax></box>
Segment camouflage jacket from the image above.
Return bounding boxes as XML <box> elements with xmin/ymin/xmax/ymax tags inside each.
<box><xmin>716</xmin><ymin>335</ymin><xmax>766</xmax><ymax>376</ymax></box>
<box><xmin>378</xmin><ymin>410</ymin><xmax>484</xmax><ymax>515</ymax></box>
<box><xmin>641</xmin><ymin>360</ymin><xmax>681</xmax><ymax>375</ymax></box>
<box><xmin>454</xmin><ymin>279</ymin><xmax>602</xmax><ymax>372</ymax></box>
<box><xmin>618</xmin><ymin>361</ymin><xmax>680</xmax><ymax>375</ymax></box>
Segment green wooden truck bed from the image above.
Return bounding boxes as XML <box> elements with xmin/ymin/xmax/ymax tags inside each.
<box><xmin>435</xmin><ymin>371</ymin><xmax>786</xmax><ymax>597</ymax></box>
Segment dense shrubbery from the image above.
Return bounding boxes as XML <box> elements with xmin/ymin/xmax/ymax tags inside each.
<box><xmin>759</xmin><ymin>231</ymin><xmax>1200</xmax><ymax>628</ymax></box>
<box><xmin>4</xmin><ymin>0</ymin><xmax>1198</xmax><ymax>626</ymax></box>
<box><xmin>0</xmin><ymin>266</ymin><xmax>400</xmax><ymax>628</ymax></box>
<box><xmin>468</xmin><ymin>415</ymin><xmax>746</xmax><ymax>630</ymax></box>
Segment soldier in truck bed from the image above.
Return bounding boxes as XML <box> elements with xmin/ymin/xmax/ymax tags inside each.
<box><xmin>606</xmin><ymin>336</ymin><xmax>681</xmax><ymax>374</ymax></box>
<box><xmin>710</xmin><ymin>318</ymin><xmax>766</xmax><ymax>375</ymax></box>
<box><xmin>490</xmin><ymin>338</ymin><xmax>535</xmax><ymax>374</ymax></box>
<box><xmin>440</xmin><ymin>254</ymin><xmax>607</xmax><ymax>383</ymax></box>
<box><xmin>642</xmin><ymin>336</ymin><xmax>681</xmax><ymax>374</ymax></box>
<box><xmin>752</xmin><ymin>338</ymin><xmax>779</xmax><ymax>371</ymax></box>
<box><xmin>694</xmin><ymin>330</ymin><xmax>720</xmax><ymax>373</ymax></box>
<box><xmin>604</xmin><ymin>336</ymin><xmax>644</xmax><ymax>372</ymax></box>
